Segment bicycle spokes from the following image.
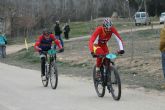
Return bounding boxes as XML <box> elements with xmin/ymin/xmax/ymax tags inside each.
<box><xmin>109</xmin><ymin>67</ymin><xmax>121</xmax><ymax>100</ymax></box>
<box><xmin>93</xmin><ymin>66</ymin><xmax>105</xmax><ymax>97</ymax></box>
<box><xmin>50</xmin><ymin>62</ymin><xmax>58</xmax><ymax>89</ymax></box>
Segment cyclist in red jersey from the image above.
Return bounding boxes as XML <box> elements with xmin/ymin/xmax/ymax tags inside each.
<box><xmin>88</xmin><ymin>18</ymin><xmax>125</xmax><ymax>78</ymax></box>
<box><xmin>34</xmin><ymin>29</ymin><xmax>63</xmax><ymax>52</ymax></box>
<box><xmin>34</xmin><ymin>29</ymin><xmax>63</xmax><ymax>80</ymax></box>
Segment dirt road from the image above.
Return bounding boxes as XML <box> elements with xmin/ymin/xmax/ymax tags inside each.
<box><xmin>0</xmin><ymin>62</ymin><xmax>165</xmax><ymax>110</ymax></box>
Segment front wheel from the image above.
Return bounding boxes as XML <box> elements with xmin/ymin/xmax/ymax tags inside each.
<box><xmin>50</xmin><ymin>60</ymin><xmax>58</xmax><ymax>89</ymax></box>
<box><xmin>93</xmin><ymin>65</ymin><xmax>105</xmax><ymax>97</ymax></box>
<box><xmin>107</xmin><ymin>66</ymin><xmax>121</xmax><ymax>100</ymax></box>
<box><xmin>41</xmin><ymin>57</ymin><xmax>49</xmax><ymax>87</ymax></box>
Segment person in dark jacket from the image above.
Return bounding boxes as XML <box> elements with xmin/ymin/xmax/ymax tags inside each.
<box><xmin>54</xmin><ymin>21</ymin><xmax>64</xmax><ymax>48</ymax></box>
<box><xmin>63</xmin><ymin>23</ymin><xmax>70</xmax><ymax>40</ymax></box>
<box><xmin>0</xmin><ymin>32</ymin><xmax>7</xmax><ymax>58</ymax></box>
<box><xmin>160</xmin><ymin>24</ymin><xmax>165</xmax><ymax>79</ymax></box>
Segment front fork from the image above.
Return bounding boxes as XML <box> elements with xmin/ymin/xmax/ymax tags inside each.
<box><xmin>107</xmin><ymin>63</ymin><xmax>116</xmax><ymax>93</ymax></box>
<box><xmin>103</xmin><ymin>62</ymin><xmax>114</xmax><ymax>91</ymax></box>
<box><xmin>102</xmin><ymin>64</ymin><xmax>110</xmax><ymax>86</ymax></box>
<box><xmin>40</xmin><ymin>54</ymin><xmax>49</xmax><ymax>77</ymax></box>
<box><xmin>102</xmin><ymin>58</ymin><xmax>110</xmax><ymax>83</ymax></box>
<box><xmin>48</xmin><ymin>55</ymin><xmax>56</xmax><ymax>76</ymax></box>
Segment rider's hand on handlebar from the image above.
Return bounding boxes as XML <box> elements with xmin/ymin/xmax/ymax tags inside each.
<box><xmin>35</xmin><ymin>46</ymin><xmax>42</xmax><ymax>51</ymax></box>
<box><xmin>91</xmin><ymin>52</ymin><xmax>97</xmax><ymax>57</ymax></box>
<box><xmin>117</xmin><ymin>50</ymin><xmax>125</xmax><ymax>54</ymax></box>
<box><xmin>58</xmin><ymin>48</ymin><xmax>64</xmax><ymax>53</ymax></box>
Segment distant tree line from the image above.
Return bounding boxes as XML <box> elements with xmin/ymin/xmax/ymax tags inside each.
<box><xmin>129</xmin><ymin>0</ymin><xmax>165</xmax><ymax>16</ymax></box>
<box><xmin>0</xmin><ymin>0</ymin><xmax>164</xmax><ymax>37</ymax></box>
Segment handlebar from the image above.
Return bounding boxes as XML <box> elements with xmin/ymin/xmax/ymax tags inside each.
<box><xmin>92</xmin><ymin>52</ymin><xmax>121</xmax><ymax>60</ymax></box>
<box><xmin>40</xmin><ymin>48</ymin><xmax>64</xmax><ymax>55</ymax></box>
<box><xmin>40</xmin><ymin>48</ymin><xmax>64</xmax><ymax>54</ymax></box>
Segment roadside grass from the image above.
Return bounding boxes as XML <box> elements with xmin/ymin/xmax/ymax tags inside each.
<box><xmin>69</xmin><ymin>22</ymin><xmax>93</xmax><ymax>38</ymax></box>
<box><xmin>4</xmin><ymin>28</ymin><xmax>161</xmax><ymax>67</ymax></box>
<box><xmin>7</xmin><ymin>35</ymin><xmax>37</xmax><ymax>45</ymax></box>
<box><xmin>4</xmin><ymin>46</ymin><xmax>84</xmax><ymax>68</ymax></box>
<box><xmin>6</xmin><ymin>18</ymin><xmax>160</xmax><ymax>45</ymax></box>
<box><xmin>69</xmin><ymin>20</ymin><xmax>135</xmax><ymax>38</ymax></box>
<box><xmin>5</xmin><ymin>28</ymin><xmax>161</xmax><ymax>67</ymax></box>
<box><xmin>109</xmin><ymin>28</ymin><xmax>160</xmax><ymax>47</ymax></box>
<box><xmin>5</xmin><ymin>47</ymin><xmax>39</xmax><ymax>64</ymax></box>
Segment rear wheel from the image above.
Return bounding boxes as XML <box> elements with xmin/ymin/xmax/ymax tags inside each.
<box><xmin>93</xmin><ymin>65</ymin><xmax>105</xmax><ymax>97</ymax></box>
<box><xmin>50</xmin><ymin>60</ymin><xmax>58</xmax><ymax>89</ymax></box>
<box><xmin>41</xmin><ymin>57</ymin><xmax>48</xmax><ymax>87</ymax></box>
<box><xmin>107</xmin><ymin>66</ymin><xmax>121</xmax><ymax>100</ymax></box>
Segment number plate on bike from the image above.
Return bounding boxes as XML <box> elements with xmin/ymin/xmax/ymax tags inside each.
<box><xmin>106</xmin><ymin>53</ymin><xmax>117</xmax><ymax>59</ymax></box>
<box><xmin>48</xmin><ymin>49</ymin><xmax>56</xmax><ymax>55</ymax></box>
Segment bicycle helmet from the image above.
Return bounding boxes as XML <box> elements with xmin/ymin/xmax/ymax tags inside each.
<box><xmin>103</xmin><ymin>18</ymin><xmax>112</xmax><ymax>29</ymax></box>
<box><xmin>42</xmin><ymin>28</ymin><xmax>49</xmax><ymax>35</ymax></box>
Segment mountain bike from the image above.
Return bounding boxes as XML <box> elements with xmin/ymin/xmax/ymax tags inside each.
<box><xmin>93</xmin><ymin>53</ymin><xmax>121</xmax><ymax>100</ymax></box>
<box><xmin>40</xmin><ymin>49</ymin><xmax>58</xmax><ymax>89</ymax></box>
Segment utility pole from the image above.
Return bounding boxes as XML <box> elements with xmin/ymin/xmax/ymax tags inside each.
<box><xmin>126</xmin><ymin>0</ymin><xmax>134</xmax><ymax>63</ymax></box>
<box><xmin>144</xmin><ymin>0</ymin><xmax>147</xmax><ymax>12</ymax></box>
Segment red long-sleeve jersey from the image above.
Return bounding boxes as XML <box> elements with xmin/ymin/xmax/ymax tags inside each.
<box><xmin>89</xmin><ymin>26</ymin><xmax>124</xmax><ymax>52</ymax></box>
<box><xmin>34</xmin><ymin>34</ymin><xmax>62</xmax><ymax>51</ymax></box>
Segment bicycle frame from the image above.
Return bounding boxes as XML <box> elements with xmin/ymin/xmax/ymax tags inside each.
<box><xmin>40</xmin><ymin>50</ymin><xmax>56</xmax><ymax>76</ymax></box>
<box><xmin>40</xmin><ymin>48</ymin><xmax>58</xmax><ymax>89</ymax></box>
<box><xmin>93</xmin><ymin>53</ymin><xmax>121</xmax><ymax>100</ymax></box>
<box><xmin>101</xmin><ymin>58</ymin><xmax>112</xmax><ymax>86</ymax></box>
<box><xmin>97</xmin><ymin>53</ymin><xmax>117</xmax><ymax>86</ymax></box>
<box><xmin>97</xmin><ymin>54</ymin><xmax>117</xmax><ymax>83</ymax></box>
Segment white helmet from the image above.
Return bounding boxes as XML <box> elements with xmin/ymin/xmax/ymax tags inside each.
<box><xmin>103</xmin><ymin>18</ymin><xmax>112</xmax><ymax>29</ymax></box>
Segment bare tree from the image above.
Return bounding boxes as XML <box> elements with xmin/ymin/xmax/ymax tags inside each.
<box><xmin>1</xmin><ymin>0</ymin><xmax>163</xmax><ymax>38</ymax></box>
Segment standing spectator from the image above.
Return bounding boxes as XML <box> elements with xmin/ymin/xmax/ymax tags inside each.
<box><xmin>54</xmin><ymin>21</ymin><xmax>64</xmax><ymax>48</ymax></box>
<box><xmin>88</xmin><ymin>18</ymin><xmax>124</xmax><ymax>79</ymax></box>
<box><xmin>0</xmin><ymin>32</ymin><xmax>7</xmax><ymax>58</ymax></box>
<box><xmin>63</xmin><ymin>23</ymin><xmax>70</xmax><ymax>40</ymax></box>
<box><xmin>160</xmin><ymin>24</ymin><xmax>165</xmax><ymax>79</ymax></box>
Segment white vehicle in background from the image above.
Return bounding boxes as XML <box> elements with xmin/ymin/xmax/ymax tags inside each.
<box><xmin>160</xmin><ymin>12</ymin><xmax>165</xmax><ymax>24</ymax></box>
<box><xmin>134</xmin><ymin>12</ymin><xmax>151</xmax><ymax>26</ymax></box>
<box><xmin>0</xmin><ymin>17</ymin><xmax>4</xmax><ymax>32</ymax></box>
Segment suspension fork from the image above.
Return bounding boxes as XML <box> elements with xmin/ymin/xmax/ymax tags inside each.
<box><xmin>43</xmin><ymin>54</ymin><xmax>50</xmax><ymax>76</ymax></box>
<box><xmin>48</xmin><ymin>54</ymin><xmax>55</xmax><ymax>74</ymax></box>
<box><xmin>102</xmin><ymin>58</ymin><xmax>111</xmax><ymax>86</ymax></box>
<box><xmin>48</xmin><ymin>55</ymin><xmax>53</xmax><ymax>75</ymax></box>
